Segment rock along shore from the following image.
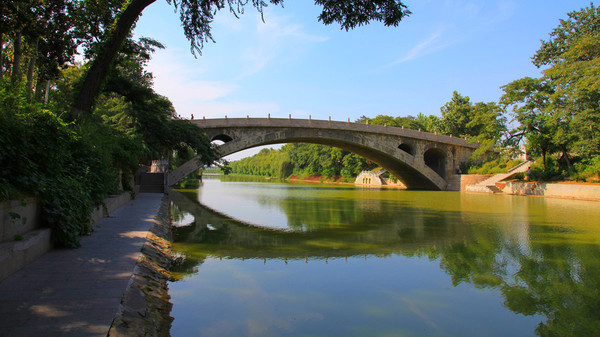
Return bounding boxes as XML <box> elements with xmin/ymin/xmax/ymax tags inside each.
<box><xmin>108</xmin><ymin>194</ymin><xmax>176</xmax><ymax>337</ymax></box>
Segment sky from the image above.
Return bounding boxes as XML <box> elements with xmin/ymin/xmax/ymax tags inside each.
<box><xmin>133</xmin><ymin>0</ymin><xmax>596</xmax><ymax>159</ymax></box>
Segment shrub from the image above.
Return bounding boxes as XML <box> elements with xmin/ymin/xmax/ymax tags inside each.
<box><xmin>571</xmin><ymin>156</ymin><xmax>600</xmax><ymax>182</ymax></box>
<box><xmin>0</xmin><ymin>107</ymin><xmax>137</xmax><ymax>247</ymax></box>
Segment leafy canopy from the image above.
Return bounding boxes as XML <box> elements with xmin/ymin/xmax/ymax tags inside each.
<box><xmin>166</xmin><ymin>0</ymin><xmax>411</xmax><ymax>55</ymax></box>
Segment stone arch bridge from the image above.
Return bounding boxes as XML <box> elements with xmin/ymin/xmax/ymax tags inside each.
<box><xmin>169</xmin><ymin>117</ymin><xmax>479</xmax><ymax>190</ymax></box>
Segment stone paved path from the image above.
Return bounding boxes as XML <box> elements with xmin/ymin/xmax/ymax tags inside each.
<box><xmin>0</xmin><ymin>193</ymin><xmax>163</xmax><ymax>337</ymax></box>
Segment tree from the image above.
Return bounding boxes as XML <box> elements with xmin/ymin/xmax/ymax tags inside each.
<box><xmin>499</xmin><ymin>3</ymin><xmax>600</xmax><ymax>175</ymax></box>
<box><xmin>356</xmin><ymin>113</ymin><xmax>438</xmax><ymax>132</ymax></box>
<box><xmin>439</xmin><ymin>91</ymin><xmax>473</xmax><ymax>138</ymax></box>
<box><xmin>500</xmin><ymin>77</ymin><xmax>557</xmax><ymax>170</ymax></box>
<box><xmin>467</xmin><ymin>102</ymin><xmax>507</xmax><ymax>145</ymax></box>
<box><xmin>532</xmin><ymin>3</ymin><xmax>600</xmax><ymax>158</ymax></box>
<box><xmin>438</xmin><ymin>91</ymin><xmax>507</xmax><ymax>151</ymax></box>
<box><xmin>71</xmin><ymin>0</ymin><xmax>412</xmax><ymax>118</ymax></box>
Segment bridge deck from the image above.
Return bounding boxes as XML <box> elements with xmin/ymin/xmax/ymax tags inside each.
<box><xmin>192</xmin><ymin>117</ymin><xmax>478</xmax><ymax>148</ymax></box>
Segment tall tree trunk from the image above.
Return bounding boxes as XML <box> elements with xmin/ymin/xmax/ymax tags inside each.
<box><xmin>71</xmin><ymin>0</ymin><xmax>156</xmax><ymax>119</ymax></box>
<box><xmin>541</xmin><ymin>151</ymin><xmax>547</xmax><ymax>172</ymax></box>
<box><xmin>44</xmin><ymin>79</ymin><xmax>50</xmax><ymax>106</ymax></box>
<box><xmin>0</xmin><ymin>33</ymin><xmax>4</xmax><ymax>77</ymax></box>
<box><xmin>561</xmin><ymin>148</ymin><xmax>571</xmax><ymax>167</ymax></box>
<box><xmin>26</xmin><ymin>38</ymin><xmax>39</xmax><ymax>97</ymax></box>
<box><xmin>11</xmin><ymin>31</ymin><xmax>22</xmax><ymax>83</ymax></box>
<box><xmin>34</xmin><ymin>73</ymin><xmax>45</xmax><ymax>101</ymax></box>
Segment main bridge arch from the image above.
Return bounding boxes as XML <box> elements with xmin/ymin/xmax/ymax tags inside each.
<box><xmin>170</xmin><ymin>118</ymin><xmax>479</xmax><ymax>190</ymax></box>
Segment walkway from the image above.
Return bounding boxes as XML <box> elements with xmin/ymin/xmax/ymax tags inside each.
<box><xmin>0</xmin><ymin>193</ymin><xmax>163</xmax><ymax>337</ymax></box>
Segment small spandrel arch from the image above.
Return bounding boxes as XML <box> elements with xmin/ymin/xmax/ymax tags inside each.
<box><xmin>398</xmin><ymin>143</ymin><xmax>414</xmax><ymax>156</ymax></box>
<box><xmin>211</xmin><ymin>134</ymin><xmax>233</xmax><ymax>143</ymax></box>
<box><xmin>423</xmin><ymin>148</ymin><xmax>446</xmax><ymax>179</ymax></box>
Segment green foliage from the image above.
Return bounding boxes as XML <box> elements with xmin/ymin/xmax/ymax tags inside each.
<box><xmin>529</xmin><ymin>157</ymin><xmax>566</xmax><ymax>182</ymax></box>
<box><xmin>228</xmin><ymin>144</ymin><xmax>375</xmax><ymax>180</ymax></box>
<box><xmin>0</xmin><ymin>107</ymin><xmax>101</xmax><ymax>247</ymax></box>
<box><xmin>571</xmin><ymin>156</ymin><xmax>600</xmax><ymax>182</ymax></box>
<box><xmin>501</xmin><ymin>4</ymin><xmax>600</xmax><ymax>176</ymax></box>
<box><xmin>356</xmin><ymin>113</ymin><xmax>439</xmax><ymax>132</ymax></box>
<box><xmin>440</xmin><ymin>91</ymin><xmax>507</xmax><ymax>146</ymax></box>
<box><xmin>1</xmin><ymin>3</ymin><xmax>219</xmax><ymax>249</ymax></box>
<box><xmin>229</xmin><ymin>147</ymin><xmax>292</xmax><ymax>178</ymax></box>
<box><xmin>467</xmin><ymin>158</ymin><xmax>523</xmax><ymax>175</ymax></box>
<box><xmin>166</xmin><ymin>0</ymin><xmax>410</xmax><ymax>56</ymax></box>
<box><xmin>96</xmin><ymin>37</ymin><xmax>217</xmax><ymax>166</ymax></box>
<box><xmin>439</xmin><ymin>91</ymin><xmax>473</xmax><ymax>137</ymax></box>
<box><xmin>501</xmin><ymin>77</ymin><xmax>559</xmax><ymax>169</ymax></box>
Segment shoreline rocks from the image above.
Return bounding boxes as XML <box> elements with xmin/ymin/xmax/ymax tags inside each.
<box><xmin>108</xmin><ymin>194</ymin><xmax>175</xmax><ymax>337</ymax></box>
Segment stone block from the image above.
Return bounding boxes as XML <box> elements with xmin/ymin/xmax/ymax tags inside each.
<box><xmin>0</xmin><ymin>228</ymin><xmax>51</xmax><ymax>282</ymax></box>
<box><xmin>0</xmin><ymin>198</ymin><xmax>41</xmax><ymax>242</ymax></box>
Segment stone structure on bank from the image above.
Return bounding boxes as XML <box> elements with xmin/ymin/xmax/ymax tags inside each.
<box><xmin>355</xmin><ymin>170</ymin><xmax>386</xmax><ymax>186</ymax></box>
<box><xmin>354</xmin><ymin>170</ymin><xmax>407</xmax><ymax>188</ymax></box>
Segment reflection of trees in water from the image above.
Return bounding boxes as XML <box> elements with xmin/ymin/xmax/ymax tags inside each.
<box><xmin>169</xmin><ymin>189</ymin><xmax>600</xmax><ymax>336</ymax></box>
<box><xmin>437</xmin><ymin>225</ymin><xmax>600</xmax><ymax>336</ymax></box>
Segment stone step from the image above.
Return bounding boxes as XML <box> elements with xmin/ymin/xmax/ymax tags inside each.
<box><xmin>487</xmin><ymin>185</ymin><xmax>504</xmax><ymax>194</ymax></box>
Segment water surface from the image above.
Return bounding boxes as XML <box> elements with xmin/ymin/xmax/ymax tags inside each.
<box><xmin>167</xmin><ymin>176</ymin><xmax>600</xmax><ymax>336</ymax></box>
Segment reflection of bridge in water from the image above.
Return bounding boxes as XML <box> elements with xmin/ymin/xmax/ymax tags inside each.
<box><xmin>170</xmin><ymin>118</ymin><xmax>480</xmax><ymax>190</ymax></box>
<box><xmin>169</xmin><ymin>190</ymin><xmax>472</xmax><ymax>263</ymax></box>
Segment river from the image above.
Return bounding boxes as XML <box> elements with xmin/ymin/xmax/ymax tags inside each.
<box><xmin>166</xmin><ymin>175</ymin><xmax>600</xmax><ymax>336</ymax></box>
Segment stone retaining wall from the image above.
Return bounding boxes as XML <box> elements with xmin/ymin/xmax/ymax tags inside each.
<box><xmin>0</xmin><ymin>198</ymin><xmax>49</xmax><ymax>282</ymax></box>
<box><xmin>90</xmin><ymin>193</ymin><xmax>134</xmax><ymax>223</ymax></box>
<box><xmin>0</xmin><ymin>192</ymin><xmax>134</xmax><ymax>282</ymax></box>
<box><xmin>458</xmin><ymin>174</ymin><xmax>492</xmax><ymax>191</ymax></box>
<box><xmin>501</xmin><ymin>182</ymin><xmax>600</xmax><ymax>201</ymax></box>
<box><xmin>0</xmin><ymin>197</ymin><xmax>41</xmax><ymax>242</ymax></box>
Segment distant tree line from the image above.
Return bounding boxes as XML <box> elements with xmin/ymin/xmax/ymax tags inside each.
<box><xmin>228</xmin><ymin>144</ymin><xmax>376</xmax><ymax>181</ymax></box>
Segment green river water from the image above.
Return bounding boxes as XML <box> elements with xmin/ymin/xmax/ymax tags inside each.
<box><xmin>167</xmin><ymin>175</ymin><xmax>600</xmax><ymax>336</ymax></box>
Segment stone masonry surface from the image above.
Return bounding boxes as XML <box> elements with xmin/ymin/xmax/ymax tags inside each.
<box><xmin>0</xmin><ymin>193</ymin><xmax>162</xmax><ymax>337</ymax></box>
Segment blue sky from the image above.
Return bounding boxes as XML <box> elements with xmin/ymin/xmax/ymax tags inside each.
<box><xmin>134</xmin><ymin>0</ymin><xmax>595</xmax><ymax>159</ymax></box>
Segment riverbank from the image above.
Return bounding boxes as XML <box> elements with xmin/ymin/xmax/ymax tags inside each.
<box><xmin>217</xmin><ymin>173</ymin><xmax>599</xmax><ymax>200</ymax></box>
<box><xmin>289</xmin><ymin>174</ymin><xmax>352</xmax><ymax>184</ymax></box>
<box><xmin>496</xmin><ymin>180</ymin><xmax>600</xmax><ymax>201</ymax></box>
<box><xmin>225</xmin><ymin>174</ymin><xmax>408</xmax><ymax>188</ymax></box>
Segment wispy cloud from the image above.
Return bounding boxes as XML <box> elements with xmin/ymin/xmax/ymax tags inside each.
<box><xmin>147</xmin><ymin>50</ymin><xmax>240</xmax><ymax>116</ymax></box>
<box><xmin>391</xmin><ymin>29</ymin><xmax>446</xmax><ymax>65</ymax></box>
<box><xmin>238</xmin><ymin>12</ymin><xmax>329</xmax><ymax>78</ymax></box>
<box><xmin>387</xmin><ymin>25</ymin><xmax>453</xmax><ymax>66</ymax></box>
<box><xmin>386</xmin><ymin>0</ymin><xmax>516</xmax><ymax>66</ymax></box>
